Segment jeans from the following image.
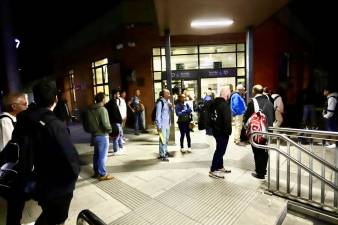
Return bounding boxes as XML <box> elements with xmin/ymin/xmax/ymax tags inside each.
<box><xmin>210</xmin><ymin>135</ymin><xmax>229</xmax><ymax>172</ymax></box>
<box><xmin>233</xmin><ymin>115</ymin><xmax>244</xmax><ymax>143</ymax></box>
<box><xmin>93</xmin><ymin>135</ymin><xmax>109</xmax><ymax>176</ymax></box>
<box><xmin>325</xmin><ymin>116</ymin><xmax>338</xmax><ymax>146</ymax></box>
<box><xmin>302</xmin><ymin>105</ymin><xmax>316</xmax><ymax>127</ymax></box>
<box><xmin>113</xmin><ymin>123</ymin><xmax>123</xmax><ymax>152</ymax></box>
<box><xmin>178</xmin><ymin>122</ymin><xmax>191</xmax><ymax>148</ymax></box>
<box><xmin>134</xmin><ymin>111</ymin><xmax>144</xmax><ymax>133</ymax></box>
<box><xmin>159</xmin><ymin>127</ymin><xmax>170</xmax><ymax>157</ymax></box>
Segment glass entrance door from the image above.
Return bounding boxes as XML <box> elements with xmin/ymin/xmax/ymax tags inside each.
<box><xmin>201</xmin><ymin>77</ymin><xmax>236</xmax><ymax>99</ymax></box>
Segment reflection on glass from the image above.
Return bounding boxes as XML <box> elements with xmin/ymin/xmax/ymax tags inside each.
<box><xmin>237</xmin><ymin>53</ymin><xmax>245</xmax><ymax>67</ymax></box>
<box><xmin>200</xmin><ymin>53</ymin><xmax>236</xmax><ymax>69</ymax></box>
<box><xmin>199</xmin><ymin>44</ymin><xmax>236</xmax><ymax>53</ymax></box>
<box><xmin>105</xmin><ymin>85</ymin><xmax>110</xmax><ymax>99</ymax></box>
<box><xmin>93</xmin><ymin>58</ymin><xmax>108</xmax><ymax>67</ymax></box>
<box><xmin>237</xmin><ymin>68</ymin><xmax>245</xmax><ymax>76</ymax></box>
<box><xmin>161</xmin><ymin>56</ymin><xmax>166</xmax><ymax>71</ymax></box>
<box><xmin>171</xmin><ymin>55</ymin><xmax>198</xmax><ymax>70</ymax></box>
<box><xmin>153</xmin><ymin>72</ymin><xmax>162</xmax><ymax>80</ymax></box>
<box><xmin>201</xmin><ymin>77</ymin><xmax>236</xmax><ymax>98</ymax></box>
<box><xmin>152</xmin><ymin>48</ymin><xmax>161</xmax><ymax>55</ymax></box>
<box><xmin>237</xmin><ymin>43</ymin><xmax>245</xmax><ymax>51</ymax></box>
<box><xmin>95</xmin><ymin>68</ymin><xmax>103</xmax><ymax>84</ymax></box>
<box><xmin>153</xmin><ymin>57</ymin><xmax>162</xmax><ymax>71</ymax></box>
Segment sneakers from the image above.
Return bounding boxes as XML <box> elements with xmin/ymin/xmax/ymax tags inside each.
<box><xmin>187</xmin><ymin>148</ymin><xmax>192</xmax><ymax>153</ymax></box>
<box><xmin>235</xmin><ymin>141</ymin><xmax>246</xmax><ymax>146</ymax></box>
<box><xmin>99</xmin><ymin>174</ymin><xmax>114</xmax><ymax>181</ymax></box>
<box><xmin>114</xmin><ymin>150</ymin><xmax>124</xmax><ymax>156</ymax></box>
<box><xmin>209</xmin><ymin>171</ymin><xmax>224</xmax><ymax>179</ymax></box>
<box><xmin>180</xmin><ymin>148</ymin><xmax>186</xmax><ymax>153</ymax></box>
<box><xmin>325</xmin><ymin>143</ymin><xmax>336</xmax><ymax>149</ymax></box>
<box><xmin>251</xmin><ymin>173</ymin><xmax>265</xmax><ymax>179</ymax></box>
<box><xmin>217</xmin><ymin>168</ymin><xmax>231</xmax><ymax>173</ymax></box>
<box><xmin>159</xmin><ymin>157</ymin><xmax>169</xmax><ymax>162</ymax></box>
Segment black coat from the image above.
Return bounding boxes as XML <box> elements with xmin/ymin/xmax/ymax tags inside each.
<box><xmin>13</xmin><ymin>107</ymin><xmax>80</xmax><ymax>200</ymax></box>
<box><xmin>105</xmin><ymin>99</ymin><xmax>122</xmax><ymax>124</ymax></box>
<box><xmin>244</xmin><ymin>94</ymin><xmax>275</xmax><ymax>127</ymax></box>
<box><xmin>211</xmin><ymin>97</ymin><xmax>232</xmax><ymax>136</ymax></box>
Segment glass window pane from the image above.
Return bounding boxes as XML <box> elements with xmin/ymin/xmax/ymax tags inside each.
<box><xmin>201</xmin><ymin>77</ymin><xmax>236</xmax><ymax>97</ymax></box>
<box><xmin>97</xmin><ymin>86</ymin><xmax>104</xmax><ymax>94</ymax></box>
<box><xmin>161</xmin><ymin>48</ymin><xmax>165</xmax><ymax>55</ymax></box>
<box><xmin>153</xmin><ymin>57</ymin><xmax>162</xmax><ymax>71</ymax></box>
<box><xmin>200</xmin><ymin>53</ymin><xmax>236</xmax><ymax>69</ymax></box>
<box><xmin>161</xmin><ymin>56</ymin><xmax>166</xmax><ymax>71</ymax></box>
<box><xmin>94</xmin><ymin>88</ymin><xmax>97</xmax><ymax>95</ymax></box>
<box><xmin>95</xmin><ymin>68</ymin><xmax>103</xmax><ymax>84</ymax></box>
<box><xmin>152</xmin><ymin>48</ymin><xmax>161</xmax><ymax>55</ymax></box>
<box><xmin>103</xmin><ymin>66</ymin><xmax>108</xmax><ymax>83</ymax></box>
<box><xmin>237</xmin><ymin>53</ymin><xmax>245</xmax><ymax>67</ymax></box>
<box><xmin>237</xmin><ymin>78</ymin><xmax>245</xmax><ymax>85</ymax></box>
<box><xmin>154</xmin><ymin>82</ymin><xmax>162</xmax><ymax>102</ymax></box>
<box><xmin>171</xmin><ymin>55</ymin><xmax>198</xmax><ymax>70</ymax></box>
<box><xmin>237</xmin><ymin>43</ymin><xmax>245</xmax><ymax>51</ymax></box>
<box><xmin>171</xmin><ymin>46</ymin><xmax>198</xmax><ymax>55</ymax></box>
<box><xmin>105</xmin><ymin>85</ymin><xmax>110</xmax><ymax>98</ymax></box>
<box><xmin>200</xmin><ymin>44</ymin><xmax>236</xmax><ymax>53</ymax></box>
<box><xmin>237</xmin><ymin>68</ymin><xmax>245</xmax><ymax>77</ymax></box>
<box><xmin>154</xmin><ymin>72</ymin><xmax>162</xmax><ymax>80</ymax></box>
<box><xmin>93</xmin><ymin>58</ymin><xmax>108</xmax><ymax>67</ymax></box>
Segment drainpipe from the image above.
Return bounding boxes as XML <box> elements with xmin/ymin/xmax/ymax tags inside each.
<box><xmin>246</xmin><ymin>26</ymin><xmax>254</xmax><ymax>100</ymax></box>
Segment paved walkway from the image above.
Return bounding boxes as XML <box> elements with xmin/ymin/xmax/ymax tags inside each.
<box><xmin>1</xmin><ymin>124</ymin><xmax>287</xmax><ymax>225</ymax></box>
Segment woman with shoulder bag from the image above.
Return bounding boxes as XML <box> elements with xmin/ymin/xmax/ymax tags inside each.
<box><xmin>175</xmin><ymin>94</ymin><xmax>193</xmax><ymax>153</ymax></box>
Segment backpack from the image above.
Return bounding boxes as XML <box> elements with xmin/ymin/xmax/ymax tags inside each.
<box><xmin>0</xmin><ymin>113</ymin><xmax>53</xmax><ymax>197</ymax></box>
<box><xmin>246</xmin><ymin>98</ymin><xmax>268</xmax><ymax>144</ymax></box>
<box><xmin>81</xmin><ymin>108</ymin><xmax>100</xmax><ymax>133</ymax></box>
<box><xmin>197</xmin><ymin>100</ymin><xmax>214</xmax><ymax>130</ymax></box>
<box><xmin>151</xmin><ymin>99</ymin><xmax>164</xmax><ymax>123</ymax></box>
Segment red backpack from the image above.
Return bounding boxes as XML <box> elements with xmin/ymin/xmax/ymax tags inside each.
<box><xmin>246</xmin><ymin>98</ymin><xmax>268</xmax><ymax>144</ymax></box>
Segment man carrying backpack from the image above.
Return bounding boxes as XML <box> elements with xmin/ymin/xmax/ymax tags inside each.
<box><xmin>244</xmin><ymin>84</ymin><xmax>274</xmax><ymax>179</ymax></box>
<box><xmin>0</xmin><ymin>93</ymin><xmax>28</xmax><ymax>151</ymax></box>
<box><xmin>4</xmin><ymin>80</ymin><xmax>80</xmax><ymax>225</ymax></box>
<box><xmin>323</xmin><ymin>86</ymin><xmax>338</xmax><ymax>148</ymax></box>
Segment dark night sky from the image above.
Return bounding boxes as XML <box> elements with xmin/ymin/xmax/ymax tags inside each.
<box><xmin>8</xmin><ymin>0</ymin><xmax>122</xmax><ymax>83</ymax></box>
<box><xmin>3</xmin><ymin>0</ymin><xmax>337</xmax><ymax>85</ymax></box>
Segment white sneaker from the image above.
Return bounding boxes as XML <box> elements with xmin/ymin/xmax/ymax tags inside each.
<box><xmin>326</xmin><ymin>144</ymin><xmax>336</xmax><ymax>149</ymax></box>
<box><xmin>114</xmin><ymin>150</ymin><xmax>125</xmax><ymax>155</ymax></box>
<box><xmin>180</xmin><ymin>148</ymin><xmax>186</xmax><ymax>153</ymax></box>
<box><xmin>187</xmin><ymin>148</ymin><xmax>192</xmax><ymax>153</ymax></box>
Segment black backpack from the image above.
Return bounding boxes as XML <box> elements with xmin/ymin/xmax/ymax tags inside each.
<box><xmin>0</xmin><ymin>113</ymin><xmax>54</xmax><ymax>197</ymax></box>
<box><xmin>151</xmin><ymin>99</ymin><xmax>164</xmax><ymax>123</ymax></box>
<box><xmin>197</xmin><ymin>100</ymin><xmax>214</xmax><ymax>130</ymax></box>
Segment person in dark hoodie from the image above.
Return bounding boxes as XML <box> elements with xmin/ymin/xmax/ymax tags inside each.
<box><xmin>11</xmin><ymin>80</ymin><xmax>80</xmax><ymax>225</ymax></box>
<box><xmin>209</xmin><ymin>86</ymin><xmax>232</xmax><ymax>179</ymax></box>
<box><xmin>105</xmin><ymin>89</ymin><xmax>123</xmax><ymax>155</ymax></box>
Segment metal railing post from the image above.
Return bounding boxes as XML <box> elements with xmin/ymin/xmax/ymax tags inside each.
<box><xmin>287</xmin><ymin>141</ymin><xmax>291</xmax><ymax>194</ymax></box>
<box><xmin>276</xmin><ymin>137</ymin><xmax>280</xmax><ymax>191</ymax></box>
<box><xmin>309</xmin><ymin>139</ymin><xmax>313</xmax><ymax>201</ymax></box>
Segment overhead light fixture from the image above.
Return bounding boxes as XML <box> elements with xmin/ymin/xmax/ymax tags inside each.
<box><xmin>191</xmin><ymin>19</ymin><xmax>234</xmax><ymax>28</ymax></box>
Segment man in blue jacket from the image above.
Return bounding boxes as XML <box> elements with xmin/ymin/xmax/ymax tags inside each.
<box><xmin>230</xmin><ymin>84</ymin><xmax>246</xmax><ymax>145</ymax></box>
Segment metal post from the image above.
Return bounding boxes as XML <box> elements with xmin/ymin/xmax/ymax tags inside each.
<box><xmin>0</xmin><ymin>0</ymin><xmax>21</xmax><ymax>92</ymax></box>
<box><xmin>245</xmin><ymin>26</ymin><xmax>254</xmax><ymax>100</ymax></box>
<box><xmin>309</xmin><ymin>139</ymin><xmax>313</xmax><ymax>201</ymax></box>
<box><xmin>335</xmin><ymin>145</ymin><xmax>338</xmax><ymax>207</ymax></box>
<box><xmin>321</xmin><ymin>146</ymin><xmax>325</xmax><ymax>204</ymax></box>
<box><xmin>165</xmin><ymin>29</ymin><xmax>175</xmax><ymax>144</ymax></box>
<box><xmin>268</xmin><ymin>136</ymin><xmax>271</xmax><ymax>190</ymax></box>
<box><xmin>297</xmin><ymin>140</ymin><xmax>301</xmax><ymax>197</ymax></box>
<box><xmin>276</xmin><ymin>137</ymin><xmax>280</xmax><ymax>191</ymax></box>
<box><xmin>287</xmin><ymin>141</ymin><xmax>290</xmax><ymax>194</ymax></box>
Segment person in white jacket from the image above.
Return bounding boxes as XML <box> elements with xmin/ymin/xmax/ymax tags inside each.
<box><xmin>118</xmin><ymin>90</ymin><xmax>128</xmax><ymax>141</ymax></box>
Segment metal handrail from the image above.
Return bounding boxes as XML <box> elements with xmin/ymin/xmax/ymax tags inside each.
<box><xmin>250</xmin><ymin>132</ymin><xmax>338</xmax><ymax>192</ymax></box>
<box><xmin>77</xmin><ymin>209</ymin><xmax>106</xmax><ymax>225</ymax></box>
<box><xmin>269</xmin><ymin>127</ymin><xmax>338</xmax><ymax>137</ymax></box>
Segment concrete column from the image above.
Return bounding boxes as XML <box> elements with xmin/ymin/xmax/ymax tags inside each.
<box><xmin>246</xmin><ymin>26</ymin><xmax>254</xmax><ymax>100</ymax></box>
<box><xmin>165</xmin><ymin>29</ymin><xmax>175</xmax><ymax>144</ymax></box>
<box><xmin>1</xmin><ymin>0</ymin><xmax>21</xmax><ymax>92</ymax></box>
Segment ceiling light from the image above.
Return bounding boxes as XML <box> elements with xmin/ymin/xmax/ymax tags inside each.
<box><xmin>191</xmin><ymin>19</ymin><xmax>234</xmax><ymax>28</ymax></box>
